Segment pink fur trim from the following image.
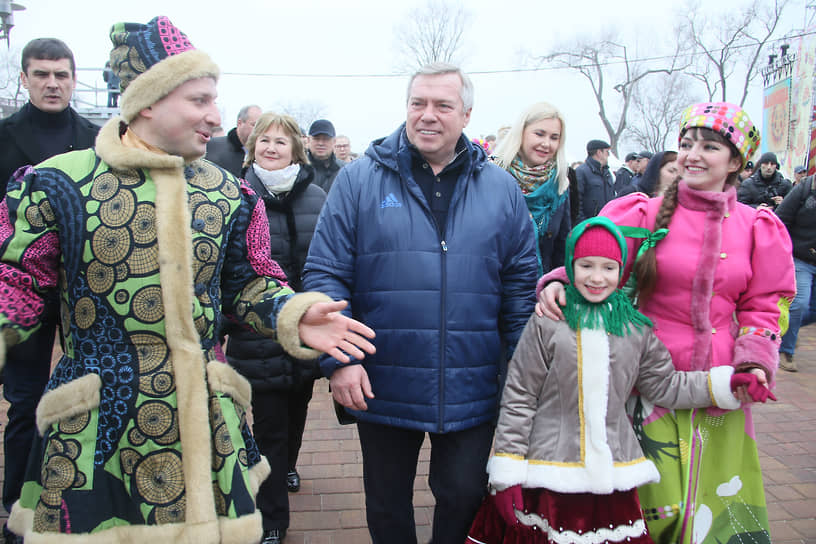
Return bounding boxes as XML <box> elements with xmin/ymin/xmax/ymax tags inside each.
<box><xmin>733</xmin><ymin>334</ymin><xmax>779</xmax><ymax>387</ymax></box>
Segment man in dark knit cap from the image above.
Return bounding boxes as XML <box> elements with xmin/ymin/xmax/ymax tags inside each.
<box><xmin>737</xmin><ymin>151</ymin><xmax>792</xmax><ymax>210</ymax></box>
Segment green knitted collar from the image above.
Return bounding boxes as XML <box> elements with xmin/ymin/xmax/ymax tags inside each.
<box><xmin>563</xmin><ymin>217</ymin><xmax>652</xmax><ymax>335</ymax></box>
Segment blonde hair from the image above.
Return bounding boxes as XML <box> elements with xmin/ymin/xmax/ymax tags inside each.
<box><xmin>493</xmin><ymin>102</ymin><xmax>569</xmax><ymax>194</ymax></box>
<box><xmin>244</xmin><ymin>112</ymin><xmax>309</xmax><ymax>168</ymax></box>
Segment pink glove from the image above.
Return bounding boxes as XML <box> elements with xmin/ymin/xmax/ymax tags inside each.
<box><xmin>731</xmin><ymin>373</ymin><xmax>777</xmax><ymax>403</ymax></box>
<box><xmin>493</xmin><ymin>485</ymin><xmax>523</xmax><ymax>526</ymax></box>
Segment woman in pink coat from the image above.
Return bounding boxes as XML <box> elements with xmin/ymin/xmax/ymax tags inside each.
<box><xmin>537</xmin><ymin>102</ymin><xmax>795</xmax><ymax>544</ymax></box>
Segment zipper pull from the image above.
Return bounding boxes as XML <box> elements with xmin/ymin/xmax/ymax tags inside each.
<box><xmin>441</xmin><ymin>240</ymin><xmax>448</xmax><ymax>252</ymax></box>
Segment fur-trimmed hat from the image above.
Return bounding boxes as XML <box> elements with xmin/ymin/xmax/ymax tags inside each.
<box><xmin>678</xmin><ymin>102</ymin><xmax>760</xmax><ymax>168</ymax></box>
<box><xmin>109</xmin><ymin>16</ymin><xmax>220</xmax><ymax>123</ymax></box>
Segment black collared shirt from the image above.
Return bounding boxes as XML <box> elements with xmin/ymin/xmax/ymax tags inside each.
<box><xmin>408</xmin><ymin>138</ymin><xmax>469</xmax><ymax>235</ymax></box>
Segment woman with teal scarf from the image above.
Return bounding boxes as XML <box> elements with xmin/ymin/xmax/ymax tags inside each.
<box><xmin>494</xmin><ymin>102</ymin><xmax>571</xmax><ymax>274</ymax></box>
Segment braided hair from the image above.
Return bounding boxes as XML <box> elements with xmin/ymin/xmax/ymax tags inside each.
<box><xmin>633</xmin><ymin>127</ymin><xmax>742</xmax><ymax>301</ymax></box>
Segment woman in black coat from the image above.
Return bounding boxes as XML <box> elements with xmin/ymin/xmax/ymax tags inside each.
<box><xmin>225</xmin><ymin>112</ymin><xmax>328</xmax><ymax>544</ymax></box>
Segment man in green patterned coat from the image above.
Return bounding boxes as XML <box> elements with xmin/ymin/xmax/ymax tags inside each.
<box><xmin>0</xmin><ymin>16</ymin><xmax>374</xmax><ymax>544</ymax></box>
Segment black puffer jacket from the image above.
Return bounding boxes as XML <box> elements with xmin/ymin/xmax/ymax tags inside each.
<box><xmin>775</xmin><ymin>176</ymin><xmax>816</xmax><ymax>265</ymax></box>
<box><xmin>737</xmin><ymin>170</ymin><xmax>792</xmax><ymax>209</ymax></box>
<box><xmin>225</xmin><ymin>163</ymin><xmax>327</xmax><ymax>391</ymax></box>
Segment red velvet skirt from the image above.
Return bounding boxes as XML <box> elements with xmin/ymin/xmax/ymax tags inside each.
<box><xmin>466</xmin><ymin>488</ymin><xmax>653</xmax><ymax>544</ymax></box>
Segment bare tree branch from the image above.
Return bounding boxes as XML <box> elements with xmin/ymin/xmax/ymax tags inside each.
<box><xmin>627</xmin><ymin>72</ymin><xmax>701</xmax><ymax>151</ymax></box>
<box><xmin>679</xmin><ymin>0</ymin><xmax>790</xmax><ymax>106</ymax></box>
<box><xmin>393</xmin><ymin>0</ymin><xmax>471</xmax><ymax>71</ymax></box>
<box><xmin>275</xmin><ymin>100</ymin><xmax>328</xmax><ymax>131</ymax></box>
<box><xmin>534</xmin><ymin>32</ymin><xmax>688</xmax><ymax>156</ymax></box>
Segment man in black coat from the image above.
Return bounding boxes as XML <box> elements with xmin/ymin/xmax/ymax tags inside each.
<box><xmin>0</xmin><ymin>37</ymin><xmax>99</xmax><ymax>544</ymax></box>
<box><xmin>737</xmin><ymin>152</ymin><xmax>792</xmax><ymax>210</ymax></box>
<box><xmin>205</xmin><ymin>104</ymin><xmax>262</xmax><ymax>176</ymax></box>
<box><xmin>575</xmin><ymin>139</ymin><xmax>615</xmax><ymax>221</ymax></box>
<box><xmin>614</xmin><ymin>151</ymin><xmax>639</xmax><ymax>194</ymax></box>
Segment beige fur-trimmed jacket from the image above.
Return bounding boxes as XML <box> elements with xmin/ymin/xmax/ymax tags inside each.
<box><xmin>488</xmin><ymin>314</ymin><xmax>740</xmax><ymax>495</ymax></box>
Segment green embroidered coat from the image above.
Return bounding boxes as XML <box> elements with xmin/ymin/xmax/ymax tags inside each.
<box><xmin>0</xmin><ymin>118</ymin><xmax>327</xmax><ymax>543</ymax></box>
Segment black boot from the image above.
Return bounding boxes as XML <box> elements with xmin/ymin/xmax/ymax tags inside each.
<box><xmin>261</xmin><ymin>528</ymin><xmax>285</xmax><ymax>544</ymax></box>
<box><xmin>286</xmin><ymin>469</ymin><xmax>300</xmax><ymax>492</ymax></box>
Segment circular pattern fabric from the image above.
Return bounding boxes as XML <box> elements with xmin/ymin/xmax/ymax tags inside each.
<box><xmin>133</xmin><ymin>450</ymin><xmax>184</xmax><ymax>506</ymax></box>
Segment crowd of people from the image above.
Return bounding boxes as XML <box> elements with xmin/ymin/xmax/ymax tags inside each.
<box><xmin>0</xmin><ymin>13</ymin><xmax>807</xmax><ymax>544</ymax></box>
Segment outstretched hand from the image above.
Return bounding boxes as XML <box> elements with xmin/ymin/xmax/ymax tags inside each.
<box><xmin>731</xmin><ymin>370</ymin><xmax>776</xmax><ymax>403</ymax></box>
<box><xmin>298</xmin><ymin>300</ymin><xmax>375</xmax><ymax>363</ymax></box>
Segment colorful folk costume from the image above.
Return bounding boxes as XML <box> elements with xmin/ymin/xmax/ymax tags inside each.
<box><xmin>536</xmin><ymin>104</ymin><xmax>795</xmax><ymax>544</ymax></box>
<box><xmin>467</xmin><ymin>217</ymin><xmax>744</xmax><ymax>544</ymax></box>
<box><xmin>0</xmin><ymin>16</ymin><xmax>331</xmax><ymax>543</ymax></box>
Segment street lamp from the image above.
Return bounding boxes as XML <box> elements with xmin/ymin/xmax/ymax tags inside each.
<box><xmin>0</xmin><ymin>1</ymin><xmax>26</xmax><ymax>46</ymax></box>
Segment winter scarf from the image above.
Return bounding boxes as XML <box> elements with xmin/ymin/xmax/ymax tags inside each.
<box><xmin>563</xmin><ymin>217</ymin><xmax>653</xmax><ymax>336</ymax></box>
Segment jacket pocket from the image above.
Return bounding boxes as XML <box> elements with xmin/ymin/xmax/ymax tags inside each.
<box><xmin>36</xmin><ymin>373</ymin><xmax>102</xmax><ymax>436</ymax></box>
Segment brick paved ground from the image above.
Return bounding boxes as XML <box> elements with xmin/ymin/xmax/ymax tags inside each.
<box><xmin>1</xmin><ymin>327</ymin><xmax>814</xmax><ymax>543</ymax></box>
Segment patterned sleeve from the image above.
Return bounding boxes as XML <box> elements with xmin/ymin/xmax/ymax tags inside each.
<box><xmin>220</xmin><ymin>180</ymin><xmax>294</xmax><ymax>338</ymax></box>
<box><xmin>0</xmin><ymin>166</ymin><xmax>61</xmax><ymax>346</ymax></box>
<box><xmin>732</xmin><ymin>208</ymin><xmax>796</xmax><ymax>382</ymax></box>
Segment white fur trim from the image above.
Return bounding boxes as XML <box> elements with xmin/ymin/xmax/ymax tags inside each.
<box><xmin>120</xmin><ymin>50</ymin><xmax>220</xmax><ymax>123</ymax></box>
<box><xmin>515</xmin><ymin>511</ymin><xmax>648</xmax><ymax>544</ymax></box>
<box><xmin>578</xmin><ymin>328</ymin><xmax>615</xmax><ymax>491</ymax></box>
<box><xmin>206</xmin><ymin>361</ymin><xmax>252</xmax><ymax>409</ymax></box>
<box><xmin>710</xmin><ymin>365</ymin><xmax>740</xmax><ymax>410</ymax></box>
<box><xmin>487</xmin><ymin>454</ymin><xmax>528</xmax><ymax>491</ymax></box>
<box><xmin>276</xmin><ymin>291</ymin><xmax>333</xmax><ymax>360</ymax></box>
<box><xmin>35</xmin><ymin>373</ymin><xmax>101</xmax><ymax>435</ymax></box>
<box><xmin>526</xmin><ymin>457</ymin><xmax>660</xmax><ymax>494</ymax></box>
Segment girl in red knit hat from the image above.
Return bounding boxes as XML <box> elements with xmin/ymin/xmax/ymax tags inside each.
<box><xmin>466</xmin><ymin>217</ymin><xmax>772</xmax><ymax>544</ymax></box>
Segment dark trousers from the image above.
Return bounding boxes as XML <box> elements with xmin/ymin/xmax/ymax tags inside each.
<box><xmin>251</xmin><ymin>379</ymin><xmax>314</xmax><ymax>531</ymax></box>
<box><xmin>2</xmin><ymin>321</ymin><xmax>55</xmax><ymax>515</ymax></box>
<box><xmin>357</xmin><ymin>420</ymin><xmax>494</xmax><ymax>544</ymax></box>
<box><xmin>287</xmin><ymin>380</ymin><xmax>313</xmax><ymax>471</ymax></box>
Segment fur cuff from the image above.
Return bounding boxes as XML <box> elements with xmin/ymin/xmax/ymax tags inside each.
<box><xmin>487</xmin><ymin>453</ymin><xmax>528</xmax><ymax>491</ymax></box>
<box><xmin>709</xmin><ymin>366</ymin><xmax>740</xmax><ymax>410</ymax></box>
<box><xmin>36</xmin><ymin>374</ymin><xmax>101</xmax><ymax>435</ymax></box>
<box><xmin>536</xmin><ymin>267</ymin><xmax>569</xmax><ymax>300</ymax></box>
<box><xmin>207</xmin><ymin>361</ymin><xmax>252</xmax><ymax>409</ymax></box>
<box><xmin>276</xmin><ymin>292</ymin><xmax>333</xmax><ymax>360</ymax></box>
<box><xmin>247</xmin><ymin>456</ymin><xmax>271</xmax><ymax>497</ymax></box>
<box><xmin>733</xmin><ymin>333</ymin><xmax>778</xmax><ymax>384</ymax></box>
<box><xmin>120</xmin><ymin>50</ymin><xmax>220</xmax><ymax>123</ymax></box>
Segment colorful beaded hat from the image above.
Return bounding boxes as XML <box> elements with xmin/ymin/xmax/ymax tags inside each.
<box><xmin>678</xmin><ymin>102</ymin><xmax>760</xmax><ymax>167</ymax></box>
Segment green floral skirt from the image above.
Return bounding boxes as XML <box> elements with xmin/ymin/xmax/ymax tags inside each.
<box><xmin>630</xmin><ymin>397</ymin><xmax>771</xmax><ymax>544</ymax></box>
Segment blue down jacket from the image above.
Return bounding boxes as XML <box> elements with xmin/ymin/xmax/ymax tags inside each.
<box><xmin>303</xmin><ymin>125</ymin><xmax>537</xmax><ymax>433</ymax></box>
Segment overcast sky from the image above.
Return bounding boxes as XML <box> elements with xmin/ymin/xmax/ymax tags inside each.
<box><xmin>4</xmin><ymin>0</ymin><xmax>809</xmax><ymax>162</ymax></box>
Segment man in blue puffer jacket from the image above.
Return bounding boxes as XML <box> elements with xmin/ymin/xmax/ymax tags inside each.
<box><xmin>303</xmin><ymin>63</ymin><xmax>537</xmax><ymax>544</ymax></box>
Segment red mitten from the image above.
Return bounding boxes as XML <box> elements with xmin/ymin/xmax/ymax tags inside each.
<box><xmin>731</xmin><ymin>373</ymin><xmax>777</xmax><ymax>403</ymax></box>
<box><xmin>493</xmin><ymin>485</ymin><xmax>523</xmax><ymax>526</ymax></box>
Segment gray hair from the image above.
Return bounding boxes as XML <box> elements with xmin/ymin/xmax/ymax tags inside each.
<box><xmin>237</xmin><ymin>104</ymin><xmax>261</xmax><ymax>122</ymax></box>
<box><xmin>406</xmin><ymin>63</ymin><xmax>474</xmax><ymax>112</ymax></box>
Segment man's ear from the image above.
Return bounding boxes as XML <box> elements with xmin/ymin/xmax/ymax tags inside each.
<box><xmin>139</xmin><ymin>106</ymin><xmax>154</xmax><ymax>119</ymax></box>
